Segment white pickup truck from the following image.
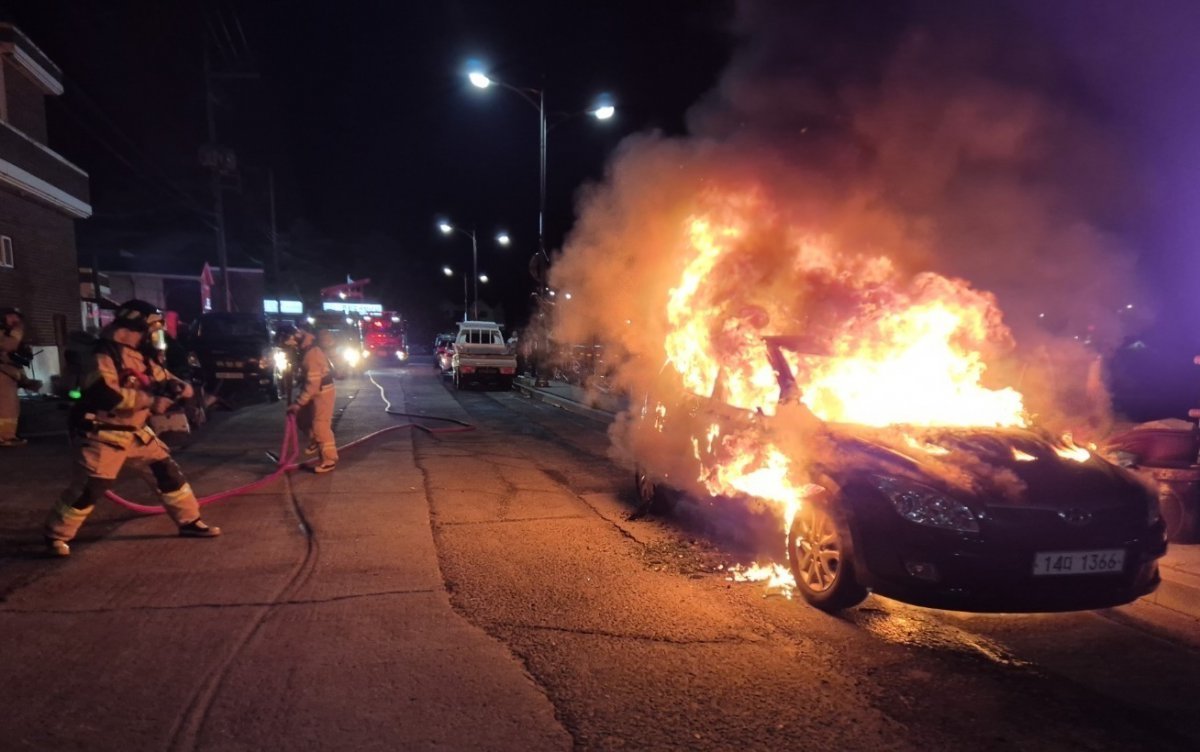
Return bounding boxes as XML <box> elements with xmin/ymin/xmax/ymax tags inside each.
<box><xmin>450</xmin><ymin>320</ymin><xmax>518</xmax><ymax>390</ymax></box>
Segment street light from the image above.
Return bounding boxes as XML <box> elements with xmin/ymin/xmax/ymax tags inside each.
<box><xmin>438</xmin><ymin>219</ymin><xmax>509</xmax><ymax>319</ymax></box>
<box><xmin>468</xmin><ymin>67</ymin><xmax>614</xmax><ymax>386</ymax></box>
<box><xmin>441</xmin><ymin>266</ymin><xmax>488</xmax><ymax>322</ymax></box>
<box><xmin>443</xmin><ymin>266</ymin><xmax>467</xmax><ymax>322</ymax></box>
<box><xmin>466</xmin><ymin>67</ymin><xmax>614</xmax><ymax>264</ymax></box>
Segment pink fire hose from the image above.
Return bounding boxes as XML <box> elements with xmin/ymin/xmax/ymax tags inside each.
<box><xmin>104</xmin><ymin>407</ymin><xmax>475</xmax><ymax>516</ymax></box>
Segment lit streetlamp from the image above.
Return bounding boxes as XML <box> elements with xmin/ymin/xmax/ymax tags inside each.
<box><xmin>443</xmin><ymin>265</ymin><xmax>489</xmax><ymax>322</ymax></box>
<box><xmin>466</xmin><ymin>67</ymin><xmax>614</xmax><ymax>264</ymax></box>
<box><xmin>468</xmin><ymin>67</ymin><xmax>613</xmax><ymax>385</ymax></box>
<box><xmin>438</xmin><ymin>219</ymin><xmax>508</xmax><ymax>319</ymax></box>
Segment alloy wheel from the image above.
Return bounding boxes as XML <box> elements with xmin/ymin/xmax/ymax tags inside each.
<box><xmin>791</xmin><ymin>506</ymin><xmax>842</xmax><ymax>593</ymax></box>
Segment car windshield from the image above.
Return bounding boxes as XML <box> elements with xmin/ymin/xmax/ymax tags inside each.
<box><xmin>197</xmin><ymin>315</ymin><xmax>267</xmax><ymax>340</ymax></box>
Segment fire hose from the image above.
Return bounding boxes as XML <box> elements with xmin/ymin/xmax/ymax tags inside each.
<box><xmin>103</xmin><ymin>376</ymin><xmax>475</xmax><ymax>515</ymax></box>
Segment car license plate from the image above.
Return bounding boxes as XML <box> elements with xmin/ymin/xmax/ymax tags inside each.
<box><xmin>477</xmin><ymin>366</ymin><xmax>498</xmax><ymax>374</ymax></box>
<box><xmin>215</xmin><ymin>372</ymin><xmax>244</xmax><ymax>379</ymax></box>
<box><xmin>1032</xmin><ymin>549</ymin><xmax>1125</xmax><ymax>576</ymax></box>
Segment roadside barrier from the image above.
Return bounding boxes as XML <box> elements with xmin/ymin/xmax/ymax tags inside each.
<box><xmin>104</xmin><ymin>374</ymin><xmax>474</xmax><ymax>515</ymax></box>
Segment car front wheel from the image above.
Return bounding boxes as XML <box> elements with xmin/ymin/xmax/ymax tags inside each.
<box><xmin>786</xmin><ymin>502</ymin><xmax>867</xmax><ymax>612</ymax></box>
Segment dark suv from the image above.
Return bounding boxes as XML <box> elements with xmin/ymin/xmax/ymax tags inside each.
<box><xmin>187</xmin><ymin>313</ymin><xmax>283</xmax><ymax>401</ymax></box>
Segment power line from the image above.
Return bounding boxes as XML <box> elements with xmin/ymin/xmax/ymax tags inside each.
<box><xmin>51</xmin><ymin>96</ymin><xmax>215</xmax><ymax>225</ymax></box>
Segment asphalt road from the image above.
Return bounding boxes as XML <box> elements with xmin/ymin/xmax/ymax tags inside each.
<box><xmin>2</xmin><ymin>362</ymin><xmax>1199</xmax><ymax>751</ymax></box>
<box><xmin>413</xmin><ymin>364</ymin><xmax>1200</xmax><ymax>752</ymax></box>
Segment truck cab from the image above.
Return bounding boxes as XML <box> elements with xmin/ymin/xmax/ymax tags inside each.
<box><xmin>450</xmin><ymin>320</ymin><xmax>517</xmax><ymax>390</ymax></box>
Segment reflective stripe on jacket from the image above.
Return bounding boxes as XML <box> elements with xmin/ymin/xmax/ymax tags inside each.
<box><xmin>295</xmin><ymin>345</ymin><xmax>334</xmax><ymax>406</ymax></box>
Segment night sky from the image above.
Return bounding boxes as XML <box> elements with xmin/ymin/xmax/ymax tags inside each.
<box><xmin>1</xmin><ymin>0</ymin><xmax>733</xmax><ymax>343</ymax></box>
<box><xmin>3</xmin><ymin>0</ymin><xmax>1200</xmax><ymax>356</ymax></box>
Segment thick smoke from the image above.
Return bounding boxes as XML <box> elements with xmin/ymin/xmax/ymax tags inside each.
<box><xmin>550</xmin><ymin>0</ymin><xmax>1141</xmax><ymax>483</ymax></box>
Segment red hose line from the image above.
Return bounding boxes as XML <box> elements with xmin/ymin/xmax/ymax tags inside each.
<box><xmin>104</xmin><ymin>407</ymin><xmax>473</xmax><ymax>516</ymax></box>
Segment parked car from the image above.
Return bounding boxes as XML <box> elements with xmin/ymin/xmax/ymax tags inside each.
<box><xmin>434</xmin><ymin>333</ymin><xmax>456</xmax><ymax>375</ymax></box>
<box><xmin>633</xmin><ymin>336</ymin><xmax>1167</xmax><ymax>613</ymax></box>
<box><xmin>450</xmin><ymin>321</ymin><xmax>517</xmax><ymax>390</ymax></box>
<box><xmin>186</xmin><ymin>313</ymin><xmax>284</xmax><ymax>401</ymax></box>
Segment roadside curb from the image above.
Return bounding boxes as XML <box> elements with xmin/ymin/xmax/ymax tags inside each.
<box><xmin>1150</xmin><ymin>554</ymin><xmax>1200</xmax><ymax>621</ymax></box>
<box><xmin>512</xmin><ymin>378</ymin><xmax>616</xmax><ymax>423</ymax></box>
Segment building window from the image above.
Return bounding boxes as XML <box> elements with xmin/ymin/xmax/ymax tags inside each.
<box><xmin>0</xmin><ymin>236</ymin><xmax>12</xmax><ymax>268</ymax></box>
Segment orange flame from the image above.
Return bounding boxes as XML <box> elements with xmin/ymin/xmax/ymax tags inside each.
<box><xmin>662</xmin><ymin>192</ymin><xmax>1029</xmax><ymax>543</ymax></box>
<box><xmin>1054</xmin><ymin>434</ymin><xmax>1091</xmax><ymax>463</ymax></box>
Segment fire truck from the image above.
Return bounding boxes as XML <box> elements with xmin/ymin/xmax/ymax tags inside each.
<box><xmin>361</xmin><ymin>311</ymin><xmax>409</xmax><ymax>364</ymax></box>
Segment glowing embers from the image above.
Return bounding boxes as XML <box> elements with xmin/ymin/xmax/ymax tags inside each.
<box><xmin>693</xmin><ymin>422</ymin><xmax>722</xmax><ymax>461</ymax></box>
<box><xmin>1012</xmin><ymin>448</ymin><xmax>1037</xmax><ymax>462</ymax></box>
<box><xmin>652</xmin><ymin>401</ymin><xmax>668</xmax><ymax>432</ymax></box>
<box><xmin>726</xmin><ymin>562</ymin><xmax>795</xmax><ymax>598</ymax></box>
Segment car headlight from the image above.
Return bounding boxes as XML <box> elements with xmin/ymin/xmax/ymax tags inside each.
<box><xmin>341</xmin><ymin>346</ymin><xmax>360</xmax><ymax>366</ymax></box>
<box><xmin>874</xmin><ymin>475</ymin><xmax>980</xmax><ymax>533</ymax></box>
<box><xmin>273</xmin><ymin>350</ymin><xmax>289</xmax><ymax>372</ymax></box>
<box><xmin>396</xmin><ymin>350</ymin><xmax>408</xmax><ymax>360</ymax></box>
<box><xmin>362</xmin><ymin>348</ymin><xmax>370</xmax><ymax>359</ymax></box>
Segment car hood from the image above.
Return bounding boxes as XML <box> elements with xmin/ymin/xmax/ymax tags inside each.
<box><xmin>825</xmin><ymin>426</ymin><xmax>1150</xmax><ymax>510</ymax></box>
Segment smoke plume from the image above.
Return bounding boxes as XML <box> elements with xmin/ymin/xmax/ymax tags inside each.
<box><xmin>549</xmin><ymin>0</ymin><xmax>1141</xmax><ymax>508</ymax></box>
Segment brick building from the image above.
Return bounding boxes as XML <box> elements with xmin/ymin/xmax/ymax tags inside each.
<box><xmin>0</xmin><ymin>24</ymin><xmax>91</xmax><ymax>383</ymax></box>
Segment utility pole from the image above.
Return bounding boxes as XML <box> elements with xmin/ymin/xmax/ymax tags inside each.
<box><xmin>200</xmin><ymin>40</ymin><xmax>257</xmax><ymax>313</ymax></box>
<box><xmin>268</xmin><ymin>168</ymin><xmax>280</xmax><ymax>297</ymax></box>
<box><xmin>203</xmin><ymin>49</ymin><xmax>232</xmax><ymax>312</ymax></box>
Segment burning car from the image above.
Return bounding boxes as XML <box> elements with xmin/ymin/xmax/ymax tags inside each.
<box><xmin>633</xmin><ymin>336</ymin><xmax>1166</xmax><ymax>613</ymax></box>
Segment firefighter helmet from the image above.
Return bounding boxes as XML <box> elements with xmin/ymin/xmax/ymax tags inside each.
<box><xmin>112</xmin><ymin>300</ymin><xmax>164</xmax><ymax>332</ymax></box>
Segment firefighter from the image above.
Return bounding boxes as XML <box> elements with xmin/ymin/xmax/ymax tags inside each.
<box><xmin>0</xmin><ymin>307</ymin><xmax>42</xmax><ymax>447</ymax></box>
<box><xmin>44</xmin><ymin>300</ymin><xmax>221</xmax><ymax>557</ymax></box>
<box><xmin>276</xmin><ymin>324</ymin><xmax>337</xmax><ymax>473</ymax></box>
